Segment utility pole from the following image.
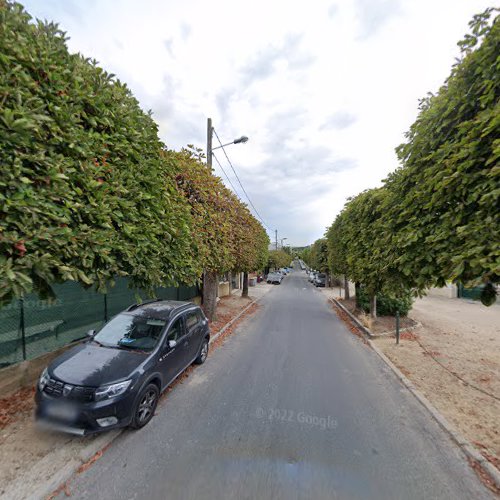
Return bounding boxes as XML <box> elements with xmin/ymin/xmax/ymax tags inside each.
<box><xmin>207</xmin><ymin>117</ymin><xmax>213</xmax><ymax>169</ymax></box>
<box><xmin>275</xmin><ymin>229</ymin><xmax>278</xmax><ymax>250</ymax></box>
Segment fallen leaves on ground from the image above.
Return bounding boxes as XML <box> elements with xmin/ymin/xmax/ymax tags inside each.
<box><xmin>46</xmin><ymin>480</ymin><xmax>71</xmax><ymax>499</ymax></box>
<box><xmin>0</xmin><ymin>386</ymin><xmax>35</xmax><ymax>429</ymax></box>
<box><xmin>330</xmin><ymin>301</ymin><xmax>369</xmax><ymax>345</ymax></box>
<box><xmin>467</xmin><ymin>457</ymin><xmax>500</xmax><ymax>495</ymax></box>
<box><xmin>400</xmin><ymin>331</ymin><xmax>419</xmax><ymax>341</ymax></box>
<box><xmin>423</xmin><ymin>350</ymin><xmax>442</xmax><ymax>357</ymax></box>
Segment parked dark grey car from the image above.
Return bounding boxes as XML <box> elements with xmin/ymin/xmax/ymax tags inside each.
<box><xmin>35</xmin><ymin>300</ymin><xmax>210</xmax><ymax>435</ymax></box>
<box><xmin>314</xmin><ymin>273</ymin><xmax>327</xmax><ymax>287</ymax></box>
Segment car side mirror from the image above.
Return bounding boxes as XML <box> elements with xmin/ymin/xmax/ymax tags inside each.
<box><xmin>87</xmin><ymin>329</ymin><xmax>96</xmax><ymax>338</ymax></box>
<box><xmin>168</xmin><ymin>340</ymin><xmax>177</xmax><ymax>349</ymax></box>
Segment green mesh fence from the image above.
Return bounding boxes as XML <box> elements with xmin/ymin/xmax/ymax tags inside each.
<box><xmin>0</xmin><ymin>279</ymin><xmax>199</xmax><ymax>368</ymax></box>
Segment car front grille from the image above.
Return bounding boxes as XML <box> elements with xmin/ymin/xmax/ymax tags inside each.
<box><xmin>43</xmin><ymin>378</ymin><xmax>95</xmax><ymax>402</ymax></box>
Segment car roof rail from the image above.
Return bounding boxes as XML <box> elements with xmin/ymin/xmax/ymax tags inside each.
<box><xmin>126</xmin><ymin>298</ymin><xmax>163</xmax><ymax>311</ymax></box>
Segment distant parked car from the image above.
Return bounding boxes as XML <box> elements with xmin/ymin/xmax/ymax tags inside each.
<box><xmin>308</xmin><ymin>272</ymin><xmax>317</xmax><ymax>283</ymax></box>
<box><xmin>267</xmin><ymin>272</ymin><xmax>282</xmax><ymax>284</ymax></box>
<box><xmin>35</xmin><ymin>300</ymin><xmax>210</xmax><ymax>435</ymax></box>
<box><xmin>314</xmin><ymin>273</ymin><xmax>327</xmax><ymax>287</ymax></box>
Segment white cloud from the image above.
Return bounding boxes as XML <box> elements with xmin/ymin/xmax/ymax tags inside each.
<box><xmin>21</xmin><ymin>0</ymin><xmax>492</xmax><ymax>245</ymax></box>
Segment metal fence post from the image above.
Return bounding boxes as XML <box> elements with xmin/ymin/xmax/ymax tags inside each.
<box><xmin>396</xmin><ymin>310</ymin><xmax>400</xmax><ymax>345</ymax></box>
<box><xmin>20</xmin><ymin>298</ymin><xmax>26</xmax><ymax>360</ymax></box>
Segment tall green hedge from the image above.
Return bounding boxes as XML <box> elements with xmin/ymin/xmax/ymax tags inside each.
<box><xmin>0</xmin><ymin>2</ymin><xmax>196</xmax><ymax>303</ymax></box>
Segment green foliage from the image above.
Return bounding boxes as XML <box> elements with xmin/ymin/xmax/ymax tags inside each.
<box><xmin>0</xmin><ymin>2</ymin><xmax>268</xmax><ymax>306</ymax></box>
<box><xmin>324</xmin><ymin>9</ymin><xmax>499</xmax><ymax>306</ymax></box>
<box><xmin>331</xmin><ymin>188</ymin><xmax>403</xmax><ymax>295</ymax></box>
<box><xmin>308</xmin><ymin>238</ymin><xmax>329</xmax><ymax>273</ymax></box>
<box><xmin>299</xmin><ymin>246</ymin><xmax>311</xmax><ymax>266</ymax></box>
<box><xmin>388</xmin><ymin>9</ymin><xmax>500</xmax><ymax>289</ymax></box>
<box><xmin>480</xmin><ymin>282</ymin><xmax>497</xmax><ymax>306</ymax></box>
<box><xmin>169</xmin><ymin>147</ymin><xmax>236</xmax><ymax>275</ymax></box>
<box><xmin>268</xmin><ymin>250</ymin><xmax>290</xmax><ymax>270</ymax></box>
<box><xmin>356</xmin><ymin>286</ymin><xmax>413</xmax><ymax>316</ymax></box>
<box><xmin>0</xmin><ymin>2</ymin><xmax>196</xmax><ymax>303</ymax></box>
<box><xmin>171</xmin><ymin>146</ymin><xmax>269</xmax><ymax>275</ymax></box>
<box><xmin>326</xmin><ymin>217</ymin><xmax>348</xmax><ymax>278</ymax></box>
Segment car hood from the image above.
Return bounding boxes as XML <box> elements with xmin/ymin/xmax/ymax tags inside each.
<box><xmin>49</xmin><ymin>343</ymin><xmax>148</xmax><ymax>387</ymax></box>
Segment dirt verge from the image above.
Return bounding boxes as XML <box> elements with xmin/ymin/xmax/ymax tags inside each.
<box><xmin>326</xmin><ymin>290</ymin><xmax>500</xmax><ymax>493</ymax></box>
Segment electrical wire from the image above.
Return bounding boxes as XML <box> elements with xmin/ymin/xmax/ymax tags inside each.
<box><xmin>213</xmin><ymin>128</ymin><xmax>272</xmax><ymax>233</ymax></box>
<box><xmin>212</xmin><ymin>152</ymin><xmax>242</xmax><ymax>199</ymax></box>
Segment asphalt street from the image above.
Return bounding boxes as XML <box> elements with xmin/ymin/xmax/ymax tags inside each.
<box><xmin>58</xmin><ymin>270</ymin><xmax>492</xmax><ymax>500</ymax></box>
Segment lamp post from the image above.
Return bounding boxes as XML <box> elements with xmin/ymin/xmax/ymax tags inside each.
<box><xmin>281</xmin><ymin>237</ymin><xmax>287</xmax><ymax>249</ymax></box>
<box><xmin>204</xmin><ymin>118</ymin><xmax>249</xmax><ymax>317</ymax></box>
<box><xmin>207</xmin><ymin>117</ymin><xmax>248</xmax><ymax>169</ymax></box>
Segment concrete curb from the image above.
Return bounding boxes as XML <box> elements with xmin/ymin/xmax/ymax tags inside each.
<box><xmin>11</xmin><ymin>293</ymin><xmax>266</xmax><ymax>500</ymax></box>
<box><xmin>328</xmin><ymin>296</ymin><xmax>374</xmax><ymax>338</ymax></box>
<box><xmin>209</xmin><ymin>295</ymin><xmax>262</xmax><ymax>345</ymax></box>
<box><xmin>21</xmin><ymin>430</ymin><xmax>121</xmax><ymax>500</ymax></box>
<box><xmin>328</xmin><ymin>296</ymin><xmax>500</xmax><ymax>492</ymax></box>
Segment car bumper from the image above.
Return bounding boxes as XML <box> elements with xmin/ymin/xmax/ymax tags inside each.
<box><xmin>35</xmin><ymin>387</ymin><xmax>136</xmax><ymax>435</ymax></box>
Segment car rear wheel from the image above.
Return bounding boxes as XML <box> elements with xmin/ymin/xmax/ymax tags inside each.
<box><xmin>130</xmin><ymin>383</ymin><xmax>159</xmax><ymax>429</ymax></box>
<box><xmin>194</xmin><ymin>338</ymin><xmax>209</xmax><ymax>365</ymax></box>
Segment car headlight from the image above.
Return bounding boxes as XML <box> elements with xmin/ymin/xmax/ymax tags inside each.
<box><xmin>95</xmin><ymin>380</ymin><xmax>132</xmax><ymax>402</ymax></box>
<box><xmin>39</xmin><ymin>368</ymin><xmax>50</xmax><ymax>391</ymax></box>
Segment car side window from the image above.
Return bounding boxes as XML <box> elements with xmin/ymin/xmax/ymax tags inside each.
<box><xmin>167</xmin><ymin>317</ymin><xmax>183</xmax><ymax>342</ymax></box>
<box><xmin>185</xmin><ymin>311</ymin><xmax>199</xmax><ymax>331</ymax></box>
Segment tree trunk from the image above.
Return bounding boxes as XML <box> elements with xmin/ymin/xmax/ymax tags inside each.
<box><xmin>202</xmin><ymin>271</ymin><xmax>218</xmax><ymax>322</ymax></box>
<box><xmin>242</xmin><ymin>272</ymin><xmax>249</xmax><ymax>298</ymax></box>
<box><xmin>228</xmin><ymin>271</ymin><xmax>232</xmax><ymax>294</ymax></box>
<box><xmin>355</xmin><ymin>282</ymin><xmax>361</xmax><ymax>308</ymax></box>
<box><xmin>370</xmin><ymin>293</ymin><xmax>377</xmax><ymax>319</ymax></box>
<box><xmin>344</xmin><ymin>275</ymin><xmax>350</xmax><ymax>300</ymax></box>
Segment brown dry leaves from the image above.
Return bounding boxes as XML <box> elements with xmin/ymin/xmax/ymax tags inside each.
<box><xmin>0</xmin><ymin>386</ymin><xmax>35</xmax><ymax>429</ymax></box>
<box><xmin>330</xmin><ymin>300</ymin><xmax>369</xmax><ymax>345</ymax></box>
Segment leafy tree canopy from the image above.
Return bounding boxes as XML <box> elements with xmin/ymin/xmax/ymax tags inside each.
<box><xmin>387</xmin><ymin>8</ymin><xmax>500</xmax><ymax>289</ymax></box>
<box><xmin>268</xmin><ymin>250</ymin><xmax>290</xmax><ymax>270</ymax></box>
<box><xmin>0</xmin><ymin>2</ymin><xmax>195</xmax><ymax>303</ymax></box>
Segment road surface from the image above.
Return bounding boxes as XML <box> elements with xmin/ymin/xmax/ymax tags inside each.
<box><xmin>58</xmin><ymin>271</ymin><xmax>492</xmax><ymax>499</ymax></box>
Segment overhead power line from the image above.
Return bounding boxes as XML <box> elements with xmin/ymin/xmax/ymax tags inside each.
<box><xmin>212</xmin><ymin>152</ymin><xmax>241</xmax><ymax>198</ymax></box>
<box><xmin>213</xmin><ymin>128</ymin><xmax>272</xmax><ymax>233</ymax></box>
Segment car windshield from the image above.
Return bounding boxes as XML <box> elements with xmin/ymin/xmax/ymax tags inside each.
<box><xmin>94</xmin><ymin>313</ymin><xmax>166</xmax><ymax>351</ymax></box>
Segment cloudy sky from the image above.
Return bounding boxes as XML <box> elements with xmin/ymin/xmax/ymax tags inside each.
<box><xmin>22</xmin><ymin>0</ymin><xmax>491</xmax><ymax>246</ymax></box>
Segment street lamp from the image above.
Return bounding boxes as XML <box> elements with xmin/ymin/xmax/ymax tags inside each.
<box><xmin>280</xmin><ymin>237</ymin><xmax>287</xmax><ymax>249</ymax></box>
<box><xmin>213</xmin><ymin>136</ymin><xmax>248</xmax><ymax>149</ymax></box>
<box><xmin>207</xmin><ymin>118</ymin><xmax>248</xmax><ymax>168</ymax></box>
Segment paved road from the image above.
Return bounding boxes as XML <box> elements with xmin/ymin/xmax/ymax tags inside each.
<box><xmin>59</xmin><ymin>271</ymin><xmax>492</xmax><ymax>500</ymax></box>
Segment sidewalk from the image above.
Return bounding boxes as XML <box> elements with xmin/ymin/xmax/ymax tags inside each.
<box><xmin>320</xmin><ymin>286</ymin><xmax>500</xmax><ymax>471</ymax></box>
<box><xmin>0</xmin><ymin>283</ymin><xmax>272</xmax><ymax>500</ymax></box>
<box><xmin>374</xmin><ymin>295</ymin><xmax>500</xmax><ymax>469</ymax></box>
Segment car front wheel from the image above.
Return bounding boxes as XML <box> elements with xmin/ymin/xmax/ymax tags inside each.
<box><xmin>194</xmin><ymin>338</ymin><xmax>209</xmax><ymax>365</ymax></box>
<box><xmin>130</xmin><ymin>383</ymin><xmax>159</xmax><ymax>429</ymax></box>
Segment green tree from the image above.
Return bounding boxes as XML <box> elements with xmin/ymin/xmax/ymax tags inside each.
<box><xmin>299</xmin><ymin>247</ymin><xmax>311</xmax><ymax>267</ymax></box>
<box><xmin>0</xmin><ymin>2</ymin><xmax>195</xmax><ymax>304</ymax></box>
<box><xmin>231</xmin><ymin>203</ymin><xmax>269</xmax><ymax>298</ymax></box>
<box><xmin>170</xmin><ymin>147</ymin><xmax>237</xmax><ymax>320</ymax></box>
<box><xmin>268</xmin><ymin>250</ymin><xmax>290</xmax><ymax>270</ymax></box>
<box><xmin>309</xmin><ymin>238</ymin><xmax>329</xmax><ymax>274</ymax></box>
<box><xmin>387</xmin><ymin>9</ymin><xmax>500</xmax><ymax>303</ymax></box>
<box><xmin>326</xmin><ymin>215</ymin><xmax>350</xmax><ymax>298</ymax></box>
